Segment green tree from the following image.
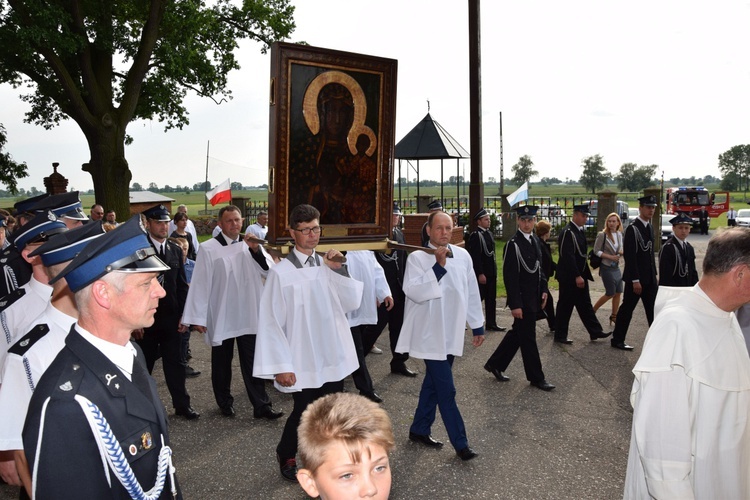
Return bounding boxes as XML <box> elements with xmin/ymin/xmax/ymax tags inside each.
<box><xmin>510</xmin><ymin>155</ymin><xmax>538</xmax><ymax>187</ymax></box>
<box><xmin>579</xmin><ymin>154</ymin><xmax>609</xmax><ymax>194</ymax></box>
<box><xmin>0</xmin><ymin>124</ymin><xmax>29</xmax><ymax>194</ymax></box>
<box><xmin>0</xmin><ymin>0</ymin><xmax>295</xmax><ymax>217</ymax></box>
<box><xmin>718</xmin><ymin>145</ymin><xmax>750</xmax><ymax>194</ymax></box>
<box><xmin>230</xmin><ymin>181</ymin><xmax>244</xmax><ymax>191</ymax></box>
<box><xmin>615</xmin><ymin>163</ymin><xmax>658</xmax><ymax>192</ymax></box>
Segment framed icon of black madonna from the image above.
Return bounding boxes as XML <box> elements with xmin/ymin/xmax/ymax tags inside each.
<box><xmin>267</xmin><ymin>42</ymin><xmax>397</xmax><ymax>245</ymax></box>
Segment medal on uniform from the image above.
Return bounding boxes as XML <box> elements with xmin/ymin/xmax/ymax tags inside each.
<box><xmin>141</xmin><ymin>432</ymin><xmax>153</xmax><ymax>450</ymax></box>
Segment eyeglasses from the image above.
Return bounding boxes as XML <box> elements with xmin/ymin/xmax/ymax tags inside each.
<box><xmin>293</xmin><ymin>226</ymin><xmax>322</xmax><ymax>235</ymax></box>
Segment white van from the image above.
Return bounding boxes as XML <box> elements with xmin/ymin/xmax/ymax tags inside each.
<box><xmin>583</xmin><ymin>200</ymin><xmax>630</xmax><ymax>229</ymax></box>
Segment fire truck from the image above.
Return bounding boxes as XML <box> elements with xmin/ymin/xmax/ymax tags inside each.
<box><xmin>664</xmin><ymin>187</ymin><xmax>730</xmax><ymax>228</ymax></box>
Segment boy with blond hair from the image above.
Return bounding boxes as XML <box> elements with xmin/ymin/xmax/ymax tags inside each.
<box><xmin>297</xmin><ymin>393</ymin><xmax>394</xmax><ymax>500</ymax></box>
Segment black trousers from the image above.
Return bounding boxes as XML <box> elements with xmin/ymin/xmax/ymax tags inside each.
<box><xmin>542</xmin><ymin>292</ymin><xmax>556</xmax><ymax>330</ymax></box>
<box><xmin>612</xmin><ymin>281</ymin><xmax>657</xmax><ymax>344</ymax></box>
<box><xmin>555</xmin><ymin>281</ymin><xmax>604</xmax><ymax>340</ymax></box>
<box><xmin>276</xmin><ymin>380</ymin><xmax>344</xmax><ymax>460</ymax></box>
<box><xmin>479</xmin><ymin>273</ymin><xmax>499</xmax><ymax>327</ymax></box>
<box><xmin>486</xmin><ymin>313</ymin><xmax>544</xmax><ymax>383</ymax></box>
<box><xmin>350</xmin><ymin>325</ymin><xmax>375</xmax><ymax>394</ymax></box>
<box><xmin>362</xmin><ymin>297</ymin><xmax>409</xmax><ymax>367</ymax></box>
<box><xmin>136</xmin><ymin>320</ymin><xmax>190</xmax><ymax>410</ymax></box>
<box><xmin>211</xmin><ymin>335</ymin><xmax>271</xmax><ymax>412</ymax></box>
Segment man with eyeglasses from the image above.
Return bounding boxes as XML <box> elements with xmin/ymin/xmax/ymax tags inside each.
<box><xmin>88</xmin><ymin>204</ymin><xmax>104</xmax><ymax>222</ymax></box>
<box><xmin>254</xmin><ymin>204</ymin><xmax>363</xmax><ymax>482</ymax></box>
<box><xmin>183</xmin><ymin>205</ymin><xmax>282</xmax><ymax>420</ymax></box>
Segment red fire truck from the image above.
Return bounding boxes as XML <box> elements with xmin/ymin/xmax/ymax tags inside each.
<box><xmin>664</xmin><ymin>187</ymin><xmax>730</xmax><ymax>228</ymax></box>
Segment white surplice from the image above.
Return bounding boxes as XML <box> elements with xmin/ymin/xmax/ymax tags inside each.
<box><xmin>396</xmin><ymin>245</ymin><xmax>484</xmax><ymax>360</ymax></box>
<box><xmin>344</xmin><ymin>251</ymin><xmax>390</xmax><ymax>328</ymax></box>
<box><xmin>182</xmin><ymin>238</ymin><xmax>272</xmax><ymax>346</ymax></box>
<box><xmin>0</xmin><ymin>302</ymin><xmax>75</xmax><ymax>450</ymax></box>
<box><xmin>253</xmin><ymin>259</ymin><xmax>363</xmax><ymax>393</ymax></box>
<box><xmin>624</xmin><ymin>285</ymin><xmax>750</xmax><ymax>499</ymax></box>
<box><xmin>0</xmin><ymin>276</ymin><xmax>52</xmax><ymax>383</ymax></box>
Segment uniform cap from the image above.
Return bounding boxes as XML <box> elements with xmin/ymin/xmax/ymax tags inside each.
<box><xmin>573</xmin><ymin>204</ymin><xmax>591</xmax><ymax>214</ymax></box>
<box><xmin>142</xmin><ymin>204</ymin><xmax>171</xmax><ymax>222</ymax></box>
<box><xmin>638</xmin><ymin>195</ymin><xmax>658</xmax><ymax>207</ymax></box>
<box><xmin>10</xmin><ymin>211</ymin><xmax>67</xmax><ymax>252</ymax></box>
<box><xmin>29</xmin><ymin>220</ymin><xmax>106</xmax><ymax>267</ymax></box>
<box><xmin>669</xmin><ymin>212</ymin><xmax>694</xmax><ymax>226</ymax></box>
<box><xmin>427</xmin><ymin>200</ymin><xmax>443</xmax><ymax>211</ymax></box>
<box><xmin>515</xmin><ymin>205</ymin><xmax>539</xmax><ymax>219</ymax></box>
<box><xmin>473</xmin><ymin>208</ymin><xmax>490</xmax><ymax>220</ymax></box>
<box><xmin>393</xmin><ymin>202</ymin><xmax>402</xmax><ymax>215</ymax></box>
<box><xmin>13</xmin><ymin>193</ymin><xmax>49</xmax><ymax>218</ymax></box>
<box><xmin>50</xmin><ymin>215</ymin><xmax>170</xmax><ymax>292</ymax></box>
<box><xmin>30</xmin><ymin>191</ymin><xmax>88</xmax><ymax>220</ymax></box>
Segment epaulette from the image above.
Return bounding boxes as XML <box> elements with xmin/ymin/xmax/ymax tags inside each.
<box><xmin>0</xmin><ymin>288</ymin><xmax>26</xmax><ymax>312</ymax></box>
<box><xmin>52</xmin><ymin>359</ymin><xmax>85</xmax><ymax>399</ymax></box>
<box><xmin>9</xmin><ymin>324</ymin><xmax>50</xmax><ymax>356</ymax></box>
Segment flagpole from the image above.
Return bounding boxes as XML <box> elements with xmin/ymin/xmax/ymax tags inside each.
<box><xmin>204</xmin><ymin>140</ymin><xmax>210</xmax><ymax>213</ymax></box>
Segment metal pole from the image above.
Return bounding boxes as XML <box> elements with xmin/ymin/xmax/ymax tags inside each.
<box><xmin>468</xmin><ymin>0</ymin><xmax>484</xmax><ymax>231</ymax></box>
<box><xmin>204</xmin><ymin>140</ymin><xmax>209</xmax><ymax>213</ymax></box>
<box><xmin>499</xmin><ymin>111</ymin><xmax>504</xmax><ymax>195</ymax></box>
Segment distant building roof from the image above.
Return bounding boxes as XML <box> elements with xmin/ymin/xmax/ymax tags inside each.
<box><xmin>128</xmin><ymin>191</ymin><xmax>175</xmax><ymax>204</ymax></box>
<box><xmin>395</xmin><ymin>113</ymin><xmax>470</xmax><ymax>160</ymax></box>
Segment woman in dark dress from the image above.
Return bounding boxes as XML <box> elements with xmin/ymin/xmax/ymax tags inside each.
<box><xmin>535</xmin><ymin>219</ymin><xmax>556</xmax><ymax>333</ymax></box>
<box><xmin>170</xmin><ymin>212</ymin><xmax>197</xmax><ymax>260</ymax></box>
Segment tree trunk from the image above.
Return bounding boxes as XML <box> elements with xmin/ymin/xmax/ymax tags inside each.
<box><xmin>81</xmin><ymin>123</ymin><xmax>133</xmax><ymax>222</ymax></box>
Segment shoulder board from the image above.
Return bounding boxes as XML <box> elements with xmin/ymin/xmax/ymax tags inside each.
<box><xmin>0</xmin><ymin>288</ymin><xmax>26</xmax><ymax>312</ymax></box>
<box><xmin>9</xmin><ymin>324</ymin><xmax>50</xmax><ymax>356</ymax></box>
<box><xmin>52</xmin><ymin>359</ymin><xmax>85</xmax><ymax>399</ymax></box>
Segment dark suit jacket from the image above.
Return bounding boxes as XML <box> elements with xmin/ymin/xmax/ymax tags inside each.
<box><xmin>375</xmin><ymin>226</ymin><xmax>406</xmax><ymax>295</ymax></box>
<box><xmin>23</xmin><ymin>328</ymin><xmax>181</xmax><ymax>499</ymax></box>
<box><xmin>556</xmin><ymin>222</ymin><xmax>593</xmax><ymax>285</ymax></box>
<box><xmin>622</xmin><ymin>219</ymin><xmax>657</xmax><ymax>285</ymax></box>
<box><xmin>658</xmin><ymin>237</ymin><xmax>698</xmax><ymax>287</ymax></box>
<box><xmin>468</xmin><ymin>228</ymin><xmax>497</xmax><ymax>278</ymax></box>
<box><xmin>503</xmin><ymin>230</ymin><xmax>548</xmax><ymax>313</ymax></box>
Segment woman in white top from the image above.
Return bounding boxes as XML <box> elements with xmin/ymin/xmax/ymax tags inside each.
<box><xmin>592</xmin><ymin>212</ymin><xmax>624</xmax><ymax>326</ymax></box>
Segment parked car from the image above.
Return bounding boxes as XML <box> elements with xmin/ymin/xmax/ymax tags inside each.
<box><xmin>660</xmin><ymin>214</ymin><xmax>673</xmax><ymax>242</ymax></box>
<box><xmin>736</xmin><ymin>208</ymin><xmax>750</xmax><ymax>228</ymax></box>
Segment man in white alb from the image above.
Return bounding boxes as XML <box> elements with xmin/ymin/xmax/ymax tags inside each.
<box><xmin>624</xmin><ymin>227</ymin><xmax>750</xmax><ymax>499</ymax></box>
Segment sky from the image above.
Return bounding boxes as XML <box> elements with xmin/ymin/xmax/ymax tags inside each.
<box><xmin>3</xmin><ymin>0</ymin><xmax>750</xmax><ymax>193</ymax></box>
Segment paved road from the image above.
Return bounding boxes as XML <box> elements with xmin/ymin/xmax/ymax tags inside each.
<box><xmin>0</xmin><ymin>233</ymin><xmax>713</xmax><ymax>499</ymax></box>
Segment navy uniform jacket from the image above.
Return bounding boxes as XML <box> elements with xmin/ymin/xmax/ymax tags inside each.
<box><xmin>556</xmin><ymin>222</ymin><xmax>593</xmax><ymax>285</ymax></box>
<box><xmin>0</xmin><ymin>244</ymin><xmax>32</xmax><ymax>297</ymax></box>
<box><xmin>148</xmin><ymin>237</ymin><xmax>189</xmax><ymax>325</ymax></box>
<box><xmin>468</xmin><ymin>228</ymin><xmax>497</xmax><ymax>278</ymax></box>
<box><xmin>622</xmin><ymin>219</ymin><xmax>657</xmax><ymax>286</ymax></box>
<box><xmin>658</xmin><ymin>236</ymin><xmax>698</xmax><ymax>287</ymax></box>
<box><xmin>503</xmin><ymin>230</ymin><xmax>548</xmax><ymax>313</ymax></box>
<box><xmin>23</xmin><ymin>328</ymin><xmax>181</xmax><ymax>499</ymax></box>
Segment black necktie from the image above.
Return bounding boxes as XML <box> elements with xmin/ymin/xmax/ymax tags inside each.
<box><xmin>159</xmin><ymin>244</ymin><xmax>165</xmax><ymax>259</ymax></box>
<box><xmin>131</xmin><ymin>355</ymin><xmax>152</xmax><ymax>398</ymax></box>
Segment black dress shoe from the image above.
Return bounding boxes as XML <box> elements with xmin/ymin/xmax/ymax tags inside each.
<box><xmin>391</xmin><ymin>364</ymin><xmax>418</xmax><ymax>377</ymax></box>
<box><xmin>360</xmin><ymin>391</ymin><xmax>384</xmax><ymax>403</ymax></box>
<box><xmin>590</xmin><ymin>331</ymin><xmax>613</xmax><ymax>341</ymax></box>
<box><xmin>185</xmin><ymin>365</ymin><xmax>201</xmax><ymax>378</ymax></box>
<box><xmin>456</xmin><ymin>447</ymin><xmax>478</xmax><ymax>461</ymax></box>
<box><xmin>409</xmin><ymin>432</ymin><xmax>444</xmax><ymax>448</ymax></box>
<box><xmin>175</xmin><ymin>406</ymin><xmax>200</xmax><ymax>420</ymax></box>
<box><xmin>486</xmin><ymin>325</ymin><xmax>506</xmax><ymax>332</ymax></box>
<box><xmin>554</xmin><ymin>338</ymin><xmax>573</xmax><ymax>345</ymax></box>
<box><xmin>277</xmin><ymin>454</ymin><xmax>298</xmax><ymax>482</ymax></box>
<box><xmin>483</xmin><ymin>363</ymin><xmax>510</xmax><ymax>382</ymax></box>
<box><xmin>220</xmin><ymin>405</ymin><xmax>235</xmax><ymax>417</ymax></box>
<box><xmin>531</xmin><ymin>380</ymin><xmax>556</xmax><ymax>391</ymax></box>
<box><xmin>254</xmin><ymin>406</ymin><xmax>284</xmax><ymax>420</ymax></box>
<box><xmin>611</xmin><ymin>341</ymin><xmax>635</xmax><ymax>351</ymax></box>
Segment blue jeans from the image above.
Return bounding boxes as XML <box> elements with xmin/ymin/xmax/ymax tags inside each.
<box><xmin>410</xmin><ymin>356</ymin><xmax>468</xmax><ymax>451</ymax></box>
